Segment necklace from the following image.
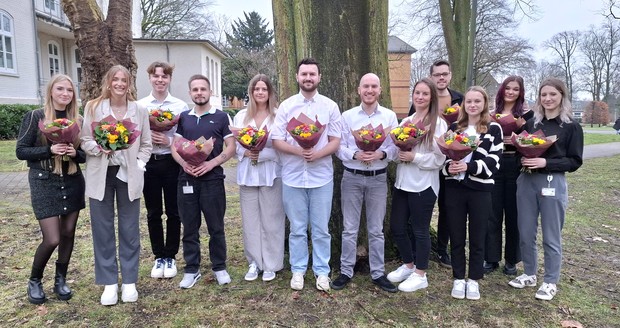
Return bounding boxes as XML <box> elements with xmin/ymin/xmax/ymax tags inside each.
<box><xmin>110</xmin><ymin>104</ymin><xmax>127</xmax><ymax>118</ymax></box>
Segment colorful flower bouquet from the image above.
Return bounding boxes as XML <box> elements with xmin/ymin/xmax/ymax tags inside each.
<box><xmin>149</xmin><ymin>108</ymin><xmax>179</xmax><ymax>132</ymax></box>
<box><xmin>436</xmin><ymin>131</ymin><xmax>480</xmax><ymax>161</ymax></box>
<box><xmin>442</xmin><ymin>104</ymin><xmax>461</xmax><ymax>124</ymax></box>
<box><xmin>353</xmin><ymin>124</ymin><xmax>387</xmax><ymax>152</ymax></box>
<box><xmin>91</xmin><ymin>115</ymin><xmax>141</xmax><ymax>152</ymax></box>
<box><xmin>174</xmin><ymin>136</ymin><xmax>214</xmax><ymax>166</ymax></box>
<box><xmin>491</xmin><ymin>113</ymin><xmax>526</xmax><ymax>137</ymax></box>
<box><xmin>389</xmin><ymin>121</ymin><xmax>427</xmax><ymax>151</ymax></box>
<box><xmin>286</xmin><ymin>112</ymin><xmax>325</xmax><ymax>149</ymax></box>
<box><xmin>510</xmin><ymin>130</ymin><xmax>557</xmax><ymax>158</ymax></box>
<box><xmin>38</xmin><ymin>118</ymin><xmax>81</xmax><ymax>161</ymax></box>
<box><xmin>229</xmin><ymin>125</ymin><xmax>269</xmax><ymax>165</ymax></box>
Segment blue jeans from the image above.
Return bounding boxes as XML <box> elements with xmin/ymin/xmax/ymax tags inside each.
<box><xmin>283</xmin><ymin>181</ymin><xmax>333</xmax><ymax>276</ymax></box>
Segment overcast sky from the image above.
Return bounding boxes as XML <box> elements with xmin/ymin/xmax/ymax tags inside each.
<box><xmin>211</xmin><ymin>0</ymin><xmax>609</xmax><ymax>60</ymax></box>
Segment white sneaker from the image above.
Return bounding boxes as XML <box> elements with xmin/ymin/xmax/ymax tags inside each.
<box><xmin>387</xmin><ymin>264</ymin><xmax>415</xmax><ymax>283</ymax></box>
<box><xmin>316</xmin><ymin>275</ymin><xmax>330</xmax><ymax>291</ymax></box>
<box><xmin>535</xmin><ymin>282</ymin><xmax>557</xmax><ymax>300</ymax></box>
<box><xmin>245</xmin><ymin>262</ymin><xmax>259</xmax><ymax>281</ymax></box>
<box><xmin>290</xmin><ymin>272</ymin><xmax>304</xmax><ymax>290</ymax></box>
<box><xmin>214</xmin><ymin>270</ymin><xmax>231</xmax><ymax>285</ymax></box>
<box><xmin>100</xmin><ymin>284</ymin><xmax>118</xmax><ymax>306</ymax></box>
<box><xmin>163</xmin><ymin>258</ymin><xmax>177</xmax><ymax>278</ymax></box>
<box><xmin>121</xmin><ymin>283</ymin><xmax>138</xmax><ymax>303</ymax></box>
<box><xmin>451</xmin><ymin>279</ymin><xmax>466</xmax><ymax>299</ymax></box>
<box><xmin>508</xmin><ymin>274</ymin><xmax>537</xmax><ymax>289</ymax></box>
<box><xmin>262</xmin><ymin>271</ymin><xmax>276</xmax><ymax>281</ymax></box>
<box><xmin>179</xmin><ymin>272</ymin><xmax>201</xmax><ymax>289</ymax></box>
<box><xmin>397</xmin><ymin>271</ymin><xmax>428</xmax><ymax>292</ymax></box>
<box><xmin>466</xmin><ymin>279</ymin><xmax>480</xmax><ymax>300</ymax></box>
<box><xmin>150</xmin><ymin>258</ymin><xmax>165</xmax><ymax>278</ymax></box>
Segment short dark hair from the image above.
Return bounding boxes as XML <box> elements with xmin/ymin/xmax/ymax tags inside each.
<box><xmin>146</xmin><ymin>61</ymin><xmax>174</xmax><ymax>76</ymax></box>
<box><xmin>430</xmin><ymin>59</ymin><xmax>451</xmax><ymax>75</ymax></box>
<box><xmin>187</xmin><ymin>74</ymin><xmax>211</xmax><ymax>89</ymax></box>
<box><xmin>297</xmin><ymin>58</ymin><xmax>321</xmax><ymax>75</ymax></box>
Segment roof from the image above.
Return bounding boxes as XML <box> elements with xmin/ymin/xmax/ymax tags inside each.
<box><xmin>388</xmin><ymin>36</ymin><xmax>417</xmax><ymax>54</ymax></box>
<box><xmin>133</xmin><ymin>38</ymin><xmax>228</xmax><ymax>58</ymax></box>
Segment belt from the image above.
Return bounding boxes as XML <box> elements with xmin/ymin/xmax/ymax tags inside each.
<box><xmin>345</xmin><ymin>167</ymin><xmax>386</xmax><ymax>176</ymax></box>
<box><xmin>151</xmin><ymin>153</ymin><xmax>172</xmax><ymax>160</ymax></box>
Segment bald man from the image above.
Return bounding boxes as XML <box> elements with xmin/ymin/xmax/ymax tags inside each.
<box><xmin>333</xmin><ymin>73</ymin><xmax>399</xmax><ymax>292</ymax></box>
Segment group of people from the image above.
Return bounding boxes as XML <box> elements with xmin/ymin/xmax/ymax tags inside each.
<box><xmin>17</xmin><ymin>57</ymin><xmax>583</xmax><ymax>306</ymax></box>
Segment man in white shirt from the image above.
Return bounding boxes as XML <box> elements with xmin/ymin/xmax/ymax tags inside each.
<box><xmin>272</xmin><ymin>58</ymin><xmax>342</xmax><ymax>291</ymax></box>
<box><xmin>332</xmin><ymin>73</ymin><xmax>398</xmax><ymax>293</ymax></box>
<box><xmin>137</xmin><ymin>61</ymin><xmax>189</xmax><ymax>280</ymax></box>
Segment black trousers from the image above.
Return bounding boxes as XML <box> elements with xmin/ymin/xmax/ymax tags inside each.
<box><xmin>486</xmin><ymin>153</ymin><xmax>521</xmax><ymax>264</ymax></box>
<box><xmin>436</xmin><ymin>174</ymin><xmax>450</xmax><ymax>255</ymax></box>
<box><xmin>143</xmin><ymin>155</ymin><xmax>181</xmax><ymax>259</ymax></box>
<box><xmin>445</xmin><ymin>180</ymin><xmax>490</xmax><ymax>280</ymax></box>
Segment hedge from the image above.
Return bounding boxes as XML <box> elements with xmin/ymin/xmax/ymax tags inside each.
<box><xmin>0</xmin><ymin>104</ymin><xmax>40</xmax><ymax>140</ymax></box>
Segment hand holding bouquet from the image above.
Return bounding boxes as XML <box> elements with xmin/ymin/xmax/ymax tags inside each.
<box><xmin>442</xmin><ymin>104</ymin><xmax>461</xmax><ymax>124</ymax></box>
<box><xmin>436</xmin><ymin>131</ymin><xmax>479</xmax><ymax>161</ymax></box>
<box><xmin>149</xmin><ymin>108</ymin><xmax>179</xmax><ymax>132</ymax></box>
<box><xmin>174</xmin><ymin>136</ymin><xmax>214</xmax><ymax>166</ymax></box>
<box><xmin>286</xmin><ymin>112</ymin><xmax>325</xmax><ymax>149</ymax></box>
<box><xmin>38</xmin><ymin>118</ymin><xmax>81</xmax><ymax>161</ymax></box>
<box><xmin>491</xmin><ymin>113</ymin><xmax>526</xmax><ymax>137</ymax></box>
<box><xmin>230</xmin><ymin>125</ymin><xmax>270</xmax><ymax>165</ymax></box>
<box><xmin>91</xmin><ymin>115</ymin><xmax>141</xmax><ymax>153</ymax></box>
<box><xmin>353</xmin><ymin>124</ymin><xmax>387</xmax><ymax>152</ymax></box>
<box><xmin>389</xmin><ymin>121</ymin><xmax>427</xmax><ymax>151</ymax></box>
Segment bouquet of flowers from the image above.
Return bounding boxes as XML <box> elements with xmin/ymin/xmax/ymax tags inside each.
<box><xmin>510</xmin><ymin>130</ymin><xmax>557</xmax><ymax>158</ymax></box>
<box><xmin>149</xmin><ymin>108</ymin><xmax>179</xmax><ymax>132</ymax></box>
<box><xmin>352</xmin><ymin>124</ymin><xmax>387</xmax><ymax>152</ymax></box>
<box><xmin>91</xmin><ymin>115</ymin><xmax>141</xmax><ymax>152</ymax></box>
<box><xmin>389</xmin><ymin>121</ymin><xmax>427</xmax><ymax>151</ymax></box>
<box><xmin>436</xmin><ymin>131</ymin><xmax>480</xmax><ymax>161</ymax></box>
<box><xmin>38</xmin><ymin>118</ymin><xmax>81</xmax><ymax>161</ymax></box>
<box><xmin>442</xmin><ymin>104</ymin><xmax>461</xmax><ymax>124</ymax></box>
<box><xmin>491</xmin><ymin>113</ymin><xmax>526</xmax><ymax>137</ymax></box>
<box><xmin>174</xmin><ymin>136</ymin><xmax>214</xmax><ymax>166</ymax></box>
<box><xmin>286</xmin><ymin>112</ymin><xmax>325</xmax><ymax>149</ymax></box>
<box><xmin>229</xmin><ymin>125</ymin><xmax>270</xmax><ymax>165</ymax></box>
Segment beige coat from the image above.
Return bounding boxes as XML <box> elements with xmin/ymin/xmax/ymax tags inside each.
<box><xmin>81</xmin><ymin>99</ymin><xmax>152</xmax><ymax>201</ymax></box>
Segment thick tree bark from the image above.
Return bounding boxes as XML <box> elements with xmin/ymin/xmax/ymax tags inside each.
<box><xmin>439</xmin><ymin>0</ymin><xmax>471</xmax><ymax>92</ymax></box>
<box><xmin>273</xmin><ymin>0</ymin><xmax>395</xmax><ymax>269</ymax></box>
<box><xmin>61</xmin><ymin>0</ymin><xmax>137</xmax><ymax>103</ymax></box>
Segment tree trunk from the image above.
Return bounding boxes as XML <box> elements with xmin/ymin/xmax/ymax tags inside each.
<box><xmin>61</xmin><ymin>0</ymin><xmax>137</xmax><ymax>103</ymax></box>
<box><xmin>439</xmin><ymin>0</ymin><xmax>471</xmax><ymax>92</ymax></box>
<box><xmin>272</xmin><ymin>0</ymin><xmax>395</xmax><ymax>270</ymax></box>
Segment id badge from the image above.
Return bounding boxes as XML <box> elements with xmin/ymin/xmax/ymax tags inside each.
<box><xmin>541</xmin><ymin>188</ymin><xmax>555</xmax><ymax>197</ymax></box>
<box><xmin>182</xmin><ymin>181</ymin><xmax>194</xmax><ymax>194</ymax></box>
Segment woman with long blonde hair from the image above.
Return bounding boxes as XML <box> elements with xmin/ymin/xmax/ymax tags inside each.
<box><xmin>16</xmin><ymin>74</ymin><xmax>85</xmax><ymax>304</ymax></box>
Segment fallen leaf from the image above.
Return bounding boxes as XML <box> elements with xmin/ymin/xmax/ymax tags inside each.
<box><xmin>561</xmin><ymin>320</ymin><xmax>583</xmax><ymax>328</ymax></box>
<box><xmin>611</xmin><ymin>304</ymin><xmax>618</xmax><ymax>310</ymax></box>
<box><xmin>36</xmin><ymin>305</ymin><xmax>48</xmax><ymax>316</ymax></box>
<box><xmin>591</xmin><ymin>236</ymin><xmax>609</xmax><ymax>243</ymax></box>
<box><xmin>291</xmin><ymin>291</ymin><xmax>300</xmax><ymax>300</ymax></box>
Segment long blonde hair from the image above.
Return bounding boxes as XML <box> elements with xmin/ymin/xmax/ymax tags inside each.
<box><xmin>43</xmin><ymin>74</ymin><xmax>81</xmax><ymax>175</ymax></box>
<box><xmin>456</xmin><ymin>86</ymin><xmax>491</xmax><ymax>134</ymax></box>
<box><xmin>533</xmin><ymin>78</ymin><xmax>574</xmax><ymax>127</ymax></box>
<box><xmin>86</xmin><ymin>65</ymin><xmax>135</xmax><ymax>117</ymax></box>
<box><xmin>244</xmin><ymin>74</ymin><xmax>278</xmax><ymax>125</ymax></box>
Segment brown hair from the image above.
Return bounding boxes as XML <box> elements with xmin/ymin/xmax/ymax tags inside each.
<box><xmin>146</xmin><ymin>61</ymin><xmax>174</xmax><ymax>76</ymax></box>
<box><xmin>244</xmin><ymin>74</ymin><xmax>278</xmax><ymax>125</ymax></box>
<box><xmin>456</xmin><ymin>86</ymin><xmax>491</xmax><ymax>134</ymax></box>
<box><xmin>411</xmin><ymin>78</ymin><xmax>440</xmax><ymax>148</ymax></box>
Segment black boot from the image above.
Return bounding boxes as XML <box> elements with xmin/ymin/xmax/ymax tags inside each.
<box><xmin>27</xmin><ymin>266</ymin><xmax>46</xmax><ymax>304</ymax></box>
<box><xmin>54</xmin><ymin>262</ymin><xmax>73</xmax><ymax>300</ymax></box>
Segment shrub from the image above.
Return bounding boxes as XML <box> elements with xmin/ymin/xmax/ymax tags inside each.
<box><xmin>0</xmin><ymin>104</ymin><xmax>40</xmax><ymax>139</ymax></box>
<box><xmin>222</xmin><ymin>108</ymin><xmax>240</xmax><ymax>120</ymax></box>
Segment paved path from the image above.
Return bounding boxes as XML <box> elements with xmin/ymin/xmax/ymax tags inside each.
<box><xmin>1</xmin><ymin>143</ymin><xmax>618</xmax><ymax>198</ymax></box>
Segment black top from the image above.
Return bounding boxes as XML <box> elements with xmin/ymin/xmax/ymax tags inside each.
<box><xmin>521</xmin><ymin>116</ymin><xmax>583</xmax><ymax>173</ymax></box>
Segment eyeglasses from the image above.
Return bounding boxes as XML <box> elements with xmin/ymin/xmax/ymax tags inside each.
<box><xmin>431</xmin><ymin>72</ymin><xmax>451</xmax><ymax>78</ymax></box>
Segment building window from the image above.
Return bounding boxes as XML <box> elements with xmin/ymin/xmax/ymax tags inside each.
<box><xmin>0</xmin><ymin>11</ymin><xmax>16</xmax><ymax>73</ymax></box>
<box><xmin>48</xmin><ymin>41</ymin><xmax>60</xmax><ymax>77</ymax></box>
<box><xmin>45</xmin><ymin>0</ymin><xmax>56</xmax><ymax>11</ymax></box>
<box><xmin>72</xmin><ymin>46</ymin><xmax>82</xmax><ymax>93</ymax></box>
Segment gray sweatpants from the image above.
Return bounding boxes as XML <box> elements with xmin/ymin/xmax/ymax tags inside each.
<box><xmin>516</xmin><ymin>172</ymin><xmax>568</xmax><ymax>284</ymax></box>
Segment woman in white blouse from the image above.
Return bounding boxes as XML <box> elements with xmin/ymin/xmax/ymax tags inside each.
<box><xmin>387</xmin><ymin>78</ymin><xmax>447</xmax><ymax>292</ymax></box>
<box><xmin>233</xmin><ymin>74</ymin><xmax>285</xmax><ymax>282</ymax></box>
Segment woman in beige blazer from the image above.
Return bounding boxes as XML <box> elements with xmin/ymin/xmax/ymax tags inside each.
<box><xmin>81</xmin><ymin>65</ymin><xmax>152</xmax><ymax>306</ymax></box>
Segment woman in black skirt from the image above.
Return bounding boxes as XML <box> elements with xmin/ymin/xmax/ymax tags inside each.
<box><xmin>16</xmin><ymin>74</ymin><xmax>85</xmax><ymax>304</ymax></box>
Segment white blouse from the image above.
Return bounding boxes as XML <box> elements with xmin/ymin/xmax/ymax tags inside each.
<box><xmin>233</xmin><ymin>108</ymin><xmax>281</xmax><ymax>187</ymax></box>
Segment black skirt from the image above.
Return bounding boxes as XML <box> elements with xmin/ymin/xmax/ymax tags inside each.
<box><xmin>28</xmin><ymin>168</ymin><xmax>86</xmax><ymax>220</ymax></box>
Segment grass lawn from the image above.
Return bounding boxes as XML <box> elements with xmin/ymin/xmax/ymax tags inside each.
<box><xmin>0</xmin><ymin>143</ymin><xmax>618</xmax><ymax>327</ymax></box>
<box><xmin>583</xmin><ymin>133</ymin><xmax>620</xmax><ymax>145</ymax></box>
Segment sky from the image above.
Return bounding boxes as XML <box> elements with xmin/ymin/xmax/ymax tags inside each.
<box><xmin>210</xmin><ymin>0</ymin><xmax>609</xmax><ymax>60</ymax></box>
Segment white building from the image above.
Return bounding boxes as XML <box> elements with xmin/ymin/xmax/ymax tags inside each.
<box><xmin>0</xmin><ymin>0</ymin><xmax>225</xmax><ymax>106</ymax></box>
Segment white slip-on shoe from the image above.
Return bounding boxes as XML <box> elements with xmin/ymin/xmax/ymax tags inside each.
<box><xmin>121</xmin><ymin>283</ymin><xmax>138</xmax><ymax>303</ymax></box>
<box><xmin>100</xmin><ymin>284</ymin><xmax>118</xmax><ymax>306</ymax></box>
